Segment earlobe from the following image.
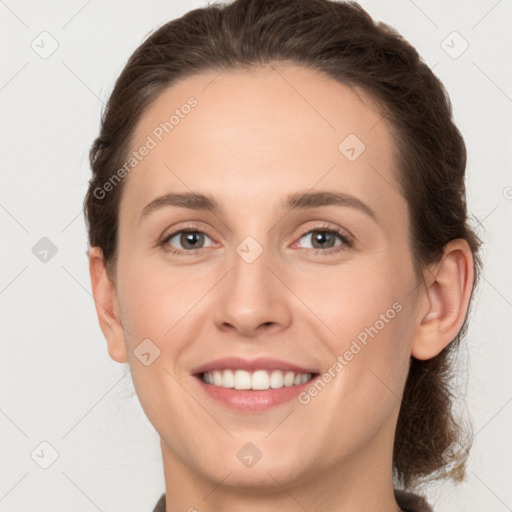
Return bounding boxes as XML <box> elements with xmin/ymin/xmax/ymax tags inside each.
<box><xmin>411</xmin><ymin>239</ymin><xmax>475</xmax><ymax>360</ymax></box>
<box><xmin>88</xmin><ymin>247</ymin><xmax>128</xmax><ymax>363</ymax></box>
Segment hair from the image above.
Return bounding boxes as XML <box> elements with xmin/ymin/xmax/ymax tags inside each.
<box><xmin>83</xmin><ymin>0</ymin><xmax>482</xmax><ymax>490</ymax></box>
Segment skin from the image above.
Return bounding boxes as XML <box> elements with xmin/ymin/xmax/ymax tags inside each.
<box><xmin>89</xmin><ymin>64</ymin><xmax>474</xmax><ymax>512</ymax></box>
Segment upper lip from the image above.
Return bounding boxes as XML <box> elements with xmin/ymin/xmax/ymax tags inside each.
<box><xmin>191</xmin><ymin>357</ymin><xmax>319</xmax><ymax>375</ymax></box>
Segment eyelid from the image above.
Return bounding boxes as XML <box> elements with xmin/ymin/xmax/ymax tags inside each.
<box><xmin>159</xmin><ymin>220</ymin><xmax>212</xmax><ymax>240</ymax></box>
<box><xmin>159</xmin><ymin>224</ymin><xmax>216</xmax><ymax>251</ymax></box>
<box><xmin>295</xmin><ymin>221</ymin><xmax>354</xmax><ymax>244</ymax></box>
<box><xmin>299</xmin><ymin>220</ymin><xmax>357</xmax><ymax>244</ymax></box>
<box><xmin>292</xmin><ymin>224</ymin><xmax>354</xmax><ymax>254</ymax></box>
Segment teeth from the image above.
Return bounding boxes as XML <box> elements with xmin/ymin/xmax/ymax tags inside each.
<box><xmin>269</xmin><ymin>370</ymin><xmax>285</xmax><ymax>388</ymax></box>
<box><xmin>201</xmin><ymin>369</ymin><xmax>314</xmax><ymax>390</ymax></box>
<box><xmin>284</xmin><ymin>371</ymin><xmax>295</xmax><ymax>387</ymax></box>
<box><xmin>251</xmin><ymin>370</ymin><xmax>269</xmax><ymax>390</ymax></box>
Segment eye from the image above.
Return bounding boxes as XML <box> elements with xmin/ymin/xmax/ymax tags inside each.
<box><xmin>161</xmin><ymin>229</ymin><xmax>214</xmax><ymax>254</ymax></box>
<box><xmin>159</xmin><ymin>224</ymin><xmax>353</xmax><ymax>256</ymax></box>
<box><xmin>297</xmin><ymin>226</ymin><xmax>352</xmax><ymax>254</ymax></box>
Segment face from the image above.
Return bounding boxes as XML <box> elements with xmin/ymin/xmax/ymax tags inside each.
<box><xmin>110</xmin><ymin>64</ymin><xmax>421</xmax><ymax>490</ymax></box>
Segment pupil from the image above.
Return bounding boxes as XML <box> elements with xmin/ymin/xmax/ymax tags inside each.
<box><xmin>313</xmin><ymin>231</ymin><xmax>333</xmax><ymax>249</ymax></box>
<box><xmin>182</xmin><ymin>232</ymin><xmax>202</xmax><ymax>249</ymax></box>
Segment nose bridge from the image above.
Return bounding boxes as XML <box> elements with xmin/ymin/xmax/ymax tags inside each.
<box><xmin>232</xmin><ymin>234</ymin><xmax>272</xmax><ymax>292</ymax></box>
<box><xmin>213</xmin><ymin>232</ymin><xmax>291</xmax><ymax>335</ymax></box>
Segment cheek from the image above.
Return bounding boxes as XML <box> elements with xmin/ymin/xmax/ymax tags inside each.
<box><xmin>116</xmin><ymin>253</ymin><xmax>203</xmax><ymax>346</ymax></box>
<box><xmin>114</xmin><ymin>263</ymin><xmax>203</xmax><ymax>432</ymax></box>
<box><xmin>301</xmin><ymin>255</ymin><xmax>415</xmax><ymax>397</ymax></box>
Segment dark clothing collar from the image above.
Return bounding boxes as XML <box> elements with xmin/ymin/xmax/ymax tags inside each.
<box><xmin>151</xmin><ymin>489</ymin><xmax>433</xmax><ymax>511</ymax></box>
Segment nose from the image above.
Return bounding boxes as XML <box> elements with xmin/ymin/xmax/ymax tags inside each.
<box><xmin>213</xmin><ymin>243</ymin><xmax>292</xmax><ymax>338</ymax></box>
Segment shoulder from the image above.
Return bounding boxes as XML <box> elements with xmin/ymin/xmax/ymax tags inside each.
<box><xmin>151</xmin><ymin>493</ymin><xmax>166</xmax><ymax>512</ymax></box>
<box><xmin>394</xmin><ymin>489</ymin><xmax>434</xmax><ymax>512</ymax></box>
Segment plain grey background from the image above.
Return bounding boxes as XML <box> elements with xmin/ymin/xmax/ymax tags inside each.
<box><xmin>1</xmin><ymin>0</ymin><xmax>511</xmax><ymax>510</ymax></box>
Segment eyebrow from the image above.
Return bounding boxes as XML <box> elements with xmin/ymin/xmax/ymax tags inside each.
<box><xmin>140</xmin><ymin>190</ymin><xmax>377</xmax><ymax>222</ymax></box>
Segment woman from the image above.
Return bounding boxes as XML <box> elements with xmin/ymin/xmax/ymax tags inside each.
<box><xmin>84</xmin><ymin>0</ymin><xmax>481</xmax><ymax>510</ymax></box>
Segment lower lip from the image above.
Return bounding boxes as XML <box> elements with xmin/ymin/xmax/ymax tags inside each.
<box><xmin>194</xmin><ymin>375</ymin><xmax>318</xmax><ymax>412</ymax></box>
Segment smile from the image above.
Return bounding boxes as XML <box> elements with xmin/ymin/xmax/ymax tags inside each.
<box><xmin>201</xmin><ymin>369</ymin><xmax>316</xmax><ymax>390</ymax></box>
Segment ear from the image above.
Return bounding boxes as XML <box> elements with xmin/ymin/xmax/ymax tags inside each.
<box><xmin>88</xmin><ymin>247</ymin><xmax>128</xmax><ymax>363</ymax></box>
<box><xmin>411</xmin><ymin>239</ymin><xmax>475</xmax><ymax>360</ymax></box>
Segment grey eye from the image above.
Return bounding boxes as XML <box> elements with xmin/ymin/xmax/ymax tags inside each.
<box><xmin>299</xmin><ymin>230</ymin><xmax>343</xmax><ymax>250</ymax></box>
<box><xmin>166</xmin><ymin>231</ymin><xmax>213</xmax><ymax>251</ymax></box>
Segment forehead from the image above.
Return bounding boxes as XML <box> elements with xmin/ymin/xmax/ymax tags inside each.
<box><xmin>121</xmin><ymin>64</ymin><xmax>403</xmax><ymax>221</ymax></box>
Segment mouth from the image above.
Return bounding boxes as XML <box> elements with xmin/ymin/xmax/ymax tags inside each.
<box><xmin>191</xmin><ymin>357</ymin><xmax>320</xmax><ymax>412</ymax></box>
<box><xmin>198</xmin><ymin>369</ymin><xmax>317</xmax><ymax>390</ymax></box>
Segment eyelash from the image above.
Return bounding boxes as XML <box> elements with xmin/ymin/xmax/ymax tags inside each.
<box><xmin>159</xmin><ymin>223</ymin><xmax>353</xmax><ymax>256</ymax></box>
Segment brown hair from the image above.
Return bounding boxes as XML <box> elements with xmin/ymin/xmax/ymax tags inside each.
<box><xmin>83</xmin><ymin>0</ymin><xmax>481</xmax><ymax>489</ymax></box>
